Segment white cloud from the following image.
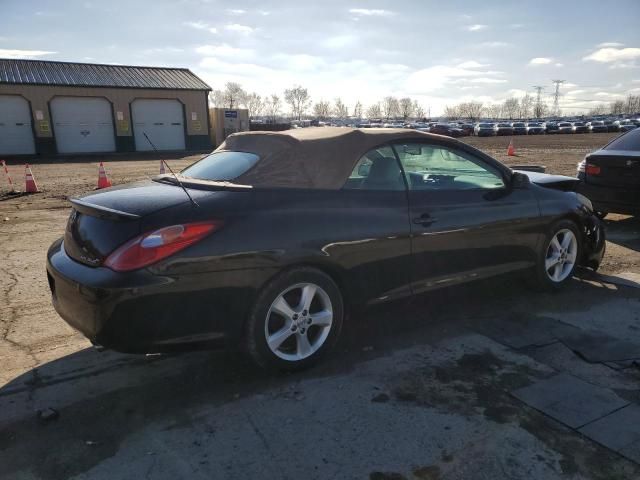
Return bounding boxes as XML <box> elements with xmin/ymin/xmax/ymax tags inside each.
<box><xmin>595</xmin><ymin>91</ymin><xmax>623</xmax><ymax>97</ymax></box>
<box><xmin>209</xmin><ymin>27</ymin><xmax>218</xmax><ymax>34</ymax></box>
<box><xmin>348</xmin><ymin>8</ymin><xmax>395</xmax><ymax>16</ymax></box>
<box><xmin>528</xmin><ymin>57</ymin><xmax>552</xmax><ymax>65</ymax></box>
<box><xmin>195</xmin><ymin>44</ymin><xmax>254</xmax><ymax>59</ymax></box>
<box><xmin>184</xmin><ymin>21</ymin><xmax>208</xmax><ymax>30</ymax></box>
<box><xmin>143</xmin><ymin>47</ymin><xmax>184</xmax><ymax>54</ymax></box>
<box><xmin>584</xmin><ymin>47</ymin><xmax>640</xmax><ymax>62</ymax></box>
<box><xmin>564</xmin><ymin>82</ymin><xmax>578</xmax><ymax>88</ymax></box>
<box><xmin>323</xmin><ymin>35</ymin><xmax>357</xmax><ymax>48</ymax></box>
<box><xmin>466</xmin><ymin>24</ymin><xmax>488</xmax><ymax>32</ymax></box>
<box><xmin>470</xmin><ymin>78</ymin><xmax>507</xmax><ymax>84</ymax></box>
<box><xmin>224</xmin><ymin>24</ymin><xmax>254</xmax><ymax>34</ymax></box>
<box><xmin>226</xmin><ymin>9</ymin><xmax>246</xmax><ymax>15</ymax></box>
<box><xmin>509</xmin><ymin>23</ymin><xmax>524</xmax><ymax>29</ymax></box>
<box><xmin>597</xmin><ymin>42</ymin><xmax>624</xmax><ymax>48</ymax></box>
<box><xmin>272</xmin><ymin>53</ymin><xmax>325</xmax><ymax>71</ymax></box>
<box><xmin>0</xmin><ymin>49</ymin><xmax>56</xmax><ymax>58</ymax></box>
<box><xmin>479</xmin><ymin>41</ymin><xmax>510</xmax><ymax>48</ymax></box>
<box><xmin>555</xmin><ymin>63</ymin><xmax>564</xmax><ymax>67</ymax></box>
<box><xmin>457</xmin><ymin>61</ymin><xmax>490</xmax><ymax>69</ymax></box>
<box><xmin>405</xmin><ymin>64</ymin><xmax>502</xmax><ymax>93</ymax></box>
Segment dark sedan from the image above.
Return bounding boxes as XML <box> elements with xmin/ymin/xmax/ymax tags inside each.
<box><xmin>588</xmin><ymin>121</ymin><xmax>608</xmax><ymax>133</ymax></box>
<box><xmin>428</xmin><ymin>123</ymin><xmax>465</xmax><ymax>137</ymax></box>
<box><xmin>47</xmin><ymin>128</ymin><xmax>605</xmax><ymax>370</ymax></box>
<box><xmin>512</xmin><ymin>122</ymin><xmax>528</xmax><ymax>135</ymax></box>
<box><xmin>496</xmin><ymin>122</ymin><xmax>514</xmax><ymax>136</ymax></box>
<box><xmin>577</xmin><ymin>127</ymin><xmax>640</xmax><ymax>217</ymax></box>
<box><xmin>573</xmin><ymin>122</ymin><xmax>589</xmax><ymax>134</ymax></box>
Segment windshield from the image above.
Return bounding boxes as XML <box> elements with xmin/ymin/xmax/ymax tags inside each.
<box><xmin>605</xmin><ymin>128</ymin><xmax>640</xmax><ymax>151</ymax></box>
<box><xmin>478</xmin><ymin>124</ymin><xmax>494</xmax><ymax>128</ymax></box>
<box><xmin>182</xmin><ymin>151</ymin><xmax>260</xmax><ymax>181</ymax></box>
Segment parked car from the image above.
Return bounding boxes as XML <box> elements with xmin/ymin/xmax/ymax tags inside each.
<box><xmin>588</xmin><ymin>121</ymin><xmax>608</xmax><ymax>133</ymax></box>
<box><xmin>546</xmin><ymin>122</ymin><xmax>560</xmax><ymax>134</ymax></box>
<box><xmin>496</xmin><ymin>122</ymin><xmax>514</xmax><ymax>136</ymax></box>
<box><xmin>512</xmin><ymin>122</ymin><xmax>528</xmax><ymax>135</ymax></box>
<box><xmin>429</xmin><ymin>123</ymin><xmax>465</xmax><ymax>137</ymax></box>
<box><xmin>526</xmin><ymin>122</ymin><xmax>546</xmax><ymax>135</ymax></box>
<box><xmin>604</xmin><ymin>119</ymin><xmax>620</xmax><ymax>132</ymax></box>
<box><xmin>558</xmin><ymin>122</ymin><xmax>575</xmax><ymax>134</ymax></box>
<box><xmin>618</xmin><ymin>120</ymin><xmax>638</xmax><ymax>132</ymax></box>
<box><xmin>577</xmin><ymin>127</ymin><xmax>640</xmax><ymax>218</ymax></box>
<box><xmin>573</xmin><ymin>122</ymin><xmax>589</xmax><ymax>134</ymax></box>
<box><xmin>47</xmin><ymin>128</ymin><xmax>605</xmax><ymax>370</ymax></box>
<box><xmin>459</xmin><ymin>123</ymin><xmax>475</xmax><ymax>136</ymax></box>
<box><xmin>475</xmin><ymin>122</ymin><xmax>497</xmax><ymax>136</ymax></box>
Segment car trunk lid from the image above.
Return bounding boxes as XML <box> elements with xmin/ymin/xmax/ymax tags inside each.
<box><xmin>63</xmin><ymin>180</ymin><xmax>217</xmax><ymax>267</ymax></box>
<box><xmin>584</xmin><ymin>151</ymin><xmax>640</xmax><ymax>188</ymax></box>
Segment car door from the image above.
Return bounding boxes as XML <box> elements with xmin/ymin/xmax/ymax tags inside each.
<box><xmin>392</xmin><ymin>141</ymin><xmax>541</xmax><ymax>294</ymax></box>
<box><xmin>337</xmin><ymin>144</ymin><xmax>413</xmax><ymax>304</ymax></box>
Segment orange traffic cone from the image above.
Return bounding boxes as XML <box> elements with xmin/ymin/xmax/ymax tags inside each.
<box><xmin>25</xmin><ymin>164</ymin><xmax>39</xmax><ymax>193</ymax></box>
<box><xmin>2</xmin><ymin>160</ymin><xmax>16</xmax><ymax>192</ymax></box>
<box><xmin>507</xmin><ymin>139</ymin><xmax>516</xmax><ymax>156</ymax></box>
<box><xmin>159</xmin><ymin>160</ymin><xmax>166</xmax><ymax>174</ymax></box>
<box><xmin>97</xmin><ymin>162</ymin><xmax>112</xmax><ymax>189</ymax></box>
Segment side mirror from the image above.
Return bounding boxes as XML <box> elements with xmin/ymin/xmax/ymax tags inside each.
<box><xmin>511</xmin><ymin>171</ymin><xmax>530</xmax><ymax>189</ymax></box>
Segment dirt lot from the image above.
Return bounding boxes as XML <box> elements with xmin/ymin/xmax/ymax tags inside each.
<box><xmin>1</xmin><ymin>132</ymin><xmax>640</xmax><ymax>479</ymax></box>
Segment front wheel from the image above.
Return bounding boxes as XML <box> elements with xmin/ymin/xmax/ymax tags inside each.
<box><xmin>530</xmin><ymin>220</ymin><xmax>581</xmax><ymax>291</ymax></box>
<box><xmin>244</xmin><ymin>267</ymin><xmax>344</xmax><ymax>371</ymax></box>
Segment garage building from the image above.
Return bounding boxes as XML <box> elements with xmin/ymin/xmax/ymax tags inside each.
<box><xmin>0</xmin><ymin>59</ymin><xmax>212</xmax><ymax>155</ymax></box>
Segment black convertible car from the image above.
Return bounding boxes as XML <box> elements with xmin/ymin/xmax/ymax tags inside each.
<box><xmin>47</xmin><ymin>128</ymin><xmax>605</xmax><ymax>370</ymax></box>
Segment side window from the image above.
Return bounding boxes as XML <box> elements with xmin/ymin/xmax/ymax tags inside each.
<box><xmin>393</xmin><ymin>143</ymin><xmax>505</xmax><ymax>191</ymax></box>
<box><xmin>343</xmin><ymin>145</ymin><xmax>405</xmax><ymax>191</ymax></box>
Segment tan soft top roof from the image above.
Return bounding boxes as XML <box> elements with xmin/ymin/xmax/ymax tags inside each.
<box><xmin>217</xmin><ymin>127</ymin><xmax>451</xmax><ymax>189</ymax></box>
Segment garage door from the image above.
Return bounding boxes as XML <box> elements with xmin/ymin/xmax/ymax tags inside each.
<box><xmin>50</xmin><ymin>97</ymin><xmax>115</xmax><ymax>154</ymax></box>
<box><xmin>132</xmin><ymin>99</ymin><xmax>186</xmax><ymax>151</ymax></box>
<box><xmin>0</xmin><ymin>95</ymin><xmax>36</xmax><ymax>155</ymax></box>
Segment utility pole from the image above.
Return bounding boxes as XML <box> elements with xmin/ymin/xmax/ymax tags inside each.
<box><xmin>551</xmin><ymin>80</ymin><xmax>565</xmax><ymax>117</ymax></box>
<box><xmin>532</xmin><ymin>85</ymin><xmax>545</xmax><ymax>118</ymax></box>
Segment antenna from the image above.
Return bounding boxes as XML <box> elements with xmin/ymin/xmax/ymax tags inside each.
<box><xmin>143</xmin><ymin>132</ymin><xmax>199</xmax><ymax>208</ymax></box>
<box><xmin>551</xmin><ymin>80</ymin><xmax>565</xmax><ymax>116</ymax></box>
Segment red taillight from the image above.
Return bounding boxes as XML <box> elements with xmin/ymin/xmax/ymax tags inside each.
<box><xmin>585</xmin><ymin>164</ymin><xmax>601</xmax><ymax>176</ymax></box>
<box><xmin>104</xmin><ymin>221</ymin><xmax>222</xmax><ymax>272</ymax></box>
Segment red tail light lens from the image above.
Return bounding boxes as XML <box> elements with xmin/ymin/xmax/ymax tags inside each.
<box><xmin>585</xmin><ymin>164</ymin><xmax>601</xmax><ymax>176</ymax></box>
<box><xmin>104</xmin><ymin>221</ymin><xmax>222</xmax><ymax>272</ymax></box>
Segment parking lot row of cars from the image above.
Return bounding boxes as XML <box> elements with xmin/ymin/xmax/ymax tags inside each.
<box><xmin>353</xmin><ymin>118</ymin><xmax>640</xmax><ymax>138</ymax></box>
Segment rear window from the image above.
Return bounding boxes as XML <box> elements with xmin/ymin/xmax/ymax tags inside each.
<box><xmin>604</xmin><ymin>129</ymin><xmax>640</xmax><ymax>152</ymax></box>
<box><xmin>182</xmin><ymin>151</ymin><xmax>260</xmax><ymax>181</ymax></box>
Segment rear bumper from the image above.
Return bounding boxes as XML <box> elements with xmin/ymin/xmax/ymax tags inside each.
<box><xmin>576</xmin><ymin>177</ymin><xmax>640</xmax><ymax>215</ymax></box>
<box><xmin>47</xmin><ymin>238</ymin><xmax>275</xmax><ymax>353</ymax></box>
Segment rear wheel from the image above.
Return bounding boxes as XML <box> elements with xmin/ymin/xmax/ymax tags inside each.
<box><xmin>245</xmin><ymin>267</ymin><xmax>343</xmax><ymax>371</ymax></box>
<box><xmin>531</xmin><ymin>220</ymin><xmax>581</xmax><ymax>291</ymax></box>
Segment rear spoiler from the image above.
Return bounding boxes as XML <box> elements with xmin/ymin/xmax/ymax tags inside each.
<box><xmin>69</xmin><ymin>198</ymin><xmax>141</xmax><ymax>221</ymax></box>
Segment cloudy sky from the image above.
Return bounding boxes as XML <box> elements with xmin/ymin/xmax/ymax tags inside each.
<box><xmin>2</xmin><ymin>0</ymin><xmax>639</xmax><ymax>114</ymax></box>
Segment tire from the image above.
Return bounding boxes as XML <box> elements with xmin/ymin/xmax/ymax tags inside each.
<box><xmin>530</xmin><ymin>219</ymin><xmax>581</xmax><ymax>291</ymax></box>
<box><xmin>244</xmin><ymin>267</ymin><xmax>344</xmax><ymax>371</ymax></box>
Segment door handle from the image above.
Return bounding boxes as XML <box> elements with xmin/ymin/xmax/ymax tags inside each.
<box><xmin>413</xmin><ymin>213</ymin><xmax>437</xmax><ymax>226</ymax></box>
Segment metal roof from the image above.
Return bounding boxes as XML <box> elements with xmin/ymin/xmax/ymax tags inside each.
<box><xmin>0</xmin><ymin>59</ymin><xmax>211</xmax><ymax>91</ymax></box>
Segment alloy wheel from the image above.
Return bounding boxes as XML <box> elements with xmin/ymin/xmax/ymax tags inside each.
<box><xmin>264</xmin><ymin>282</ymin><xmax>333</xmax><ymax>361</ymax></box>
<box><xmin>545</xmin><ymin>228</ymin><xmax>578</xmax><ymax>282</ymax></box>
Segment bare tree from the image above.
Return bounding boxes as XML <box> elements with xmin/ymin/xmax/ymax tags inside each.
<box><xmin>519</xmin><ymin>94</ymin><xmax>534</xmax><ymax>119</ymax></box>
<box><xmin>382</xmin><ymin>96</ymin><xmax>399</xmax><ymax>120</ymax></box>
<box><xmin>353</xmin><ymin>100</ymin><xmax>363</xmax><ymax>119</ymax></box>
<box><xmin>443</xmin><ymin>104</ymin><xmax>461</xmax><ymax>119</ymax></box>
<box><xmin>264</xmin><ymin>94</ymin><xmax>282</xmax><ymax>123</ymax></box>
<box><xmin>589</xmin><ymin>104</ymin><xmax>609</xmax><ymax>116</ymax></box>
<box><xmin>533</xmin><ymin>99</ymin><xmax>549</xmax><ymax>118</ymax></box>
<box><xmin>366</xmin><ymin>103</ymin><xmax>382</xmax><ymax>119</ymax></box>
<box><xmin>502</xmin><ymin>97</ymin><xmax>520</xmax><ymax>119</ymax></box>
<box><xmin>610</xmin><ymin>100</ymin><xmax>625</xmax><ymax>115</ymax></box>
<box><xmin>333</xmin><ymin>97</ymin><xmax>349</xmax><ymax>119</ymax></box>
<box><xmin>624</xmin><ymin>94</ymin><xmax>640</xmax><ymax>114</ymax></box>
<box><xmin>244</xmin><ymin>92</ymin><xmax>264</xmax><ymax>118</ymax></box>
<box><xmin>413</xmin><ymin>101</ymin><xmax>425</xmax><ymax>119</ymax></box>
<box><xmin>284</xmin><ymin>85</ymin><xmax>311</xmax><ymax>120</ymax></box>
<box><xmin>222</xmin><ymin>82</ymin><xmax>246</xmax><ymax>109</ymax></box>
<box><xmin>484</xmin><ymin>103</ymin><xmax>502</xmax><ymax>119</ymax></box>
<box><xmin>398</xmin><ymin>97</ymin><xmax>415</xmax><ymax>119</ymax></box>
<box><xmin>313</xmin><ymin>100</ymin><xmax>331</xmax><ymax>120</ymax></box>
<box><xmin>459</xmin><ymin>101</ymin><xmax>484</xmax><ymax>121</ymax></box>
<box><xmin>209</xmin><ymin>89</ymin><xmax>225</xmax><ymax>107</ymax></box>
